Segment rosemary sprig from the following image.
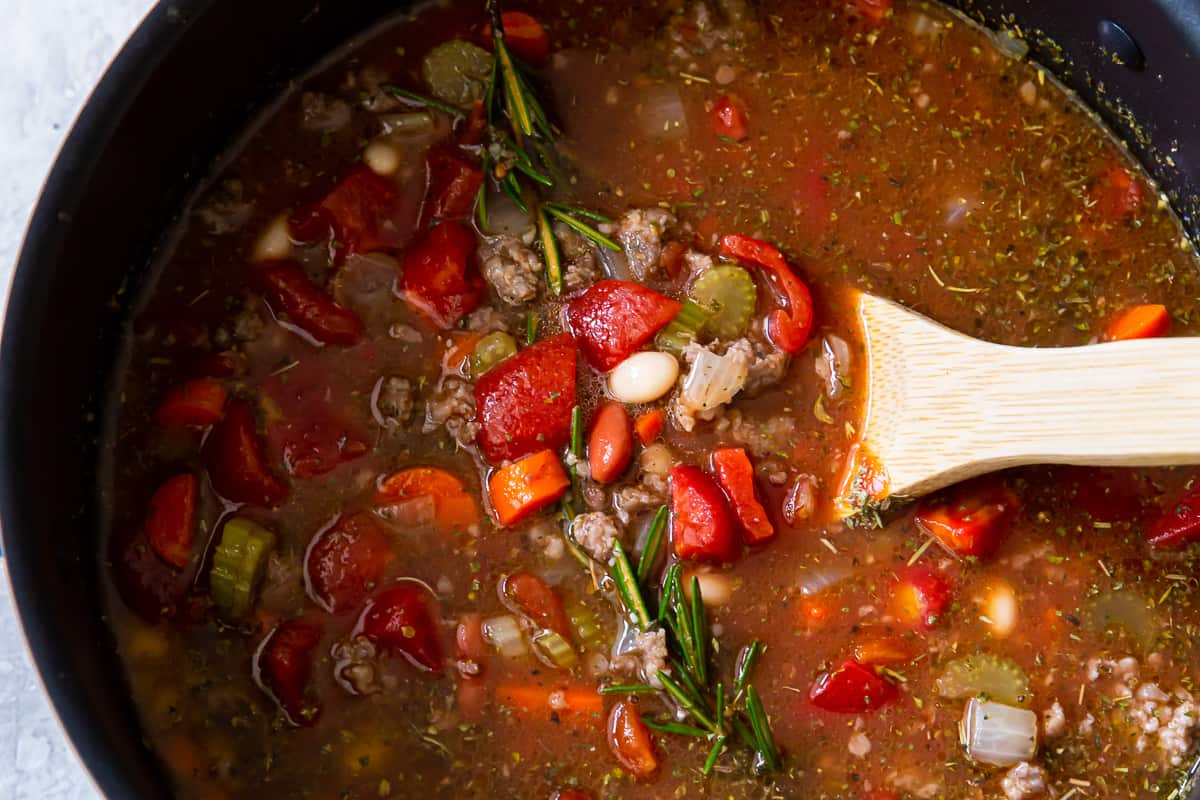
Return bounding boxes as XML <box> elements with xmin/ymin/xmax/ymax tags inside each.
<box><xmin>487</xmin><ymin>0</ymin><xmax>535</xmax><ymax>140</ymax></box>
<box><xmin>599</xmin><ymin>683</ymin><xmax>658</xmax><ymax>695</ymax></box>
<box><xmin>542</xmin><ymin>203</ymin><xmax>621</xmax><ymax>251</ymax></box>
<box><xmin>525</xmin><ymin>312</ymin><xmax>538</xmax><ymax>344</ymax></box>
<box><xmin>610</xmin><ymin>540</ymin><xmax>651</xmax><ymax>629</ymax></box>
<box><xmin>745</xmin><ymin>685</ymin><xmax>780</xmax><ymax>772</ymax></box>
<box><xmin>538</xmin><ymin>205</ymin><xmax>563</xmax><ymax>295</ymax></box>
<box><xmin>380</xmin><ymin>84</ymin><xmax>467</xmax><ymax>117</ymax></box>
<box><xmin>640</xmin><ymin>717</ymin><xmax>710</xmax><ymax>738</ymax></box>
<box><xmin>635</xmin><ymin>505</ymin><xmax>668</xmax><ymax>585</ymax></box>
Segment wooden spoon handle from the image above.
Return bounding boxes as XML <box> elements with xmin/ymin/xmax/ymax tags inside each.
<box><xmin>859</xmin><ymin>293</ymin><xmax>1200</xmax><ymax>498</ymax></box>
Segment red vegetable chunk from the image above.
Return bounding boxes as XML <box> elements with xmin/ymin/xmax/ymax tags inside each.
<box><xmin>205</xmin><ymin>399</ymin><xmax>289</xmax><ymax>508</ymax></box>
<box><xmin>156</xmin><ymin>379</ymin><xmax>228</xmax><ymax>427</ymax></box>
<box><xmin>914</xmin><ymin>477</ymin><xmax>1019</xmax><ymax>559</ymax></box>
<box><xmin>890</xmin><ymin>566</ymin><xmax>952</xmax><ymax>629</ymax></box>
<box><xmin>399</xmin><ymin>221</ymin><xmax>485</xmax><ymax>329</ymax></box>
<box><xmin>256</xmin><ymin>260</ymin><xmax>364</xmax><ymax>346</ymax></box>
<box><xmin>1104</xmin><ymin>304</ymin><xmax>1171</xmax><ymax>342</ymax></box>
<box><xmin>712</xmin><ymin>95</ymin><xmax>749</xmax><ymax>142</ymax></box>
<box><xmin>607</xmin><ymin>699</ymin><xmax>658</xmax><ymax>778</ymax></box>
<box><xmin>502</xmin><ymin>573</ymin><xmax>571</xmax><ymax>639</ymax></box>
<box><xmin>305</xmin><ymin>512</ymin><xmax>394</xmax><ymax>613</ymax></box>
<box><xmin>261</xmin><ymin>361</ymin><xmax>371</xmax><ymax>480</ymax></box>
<box><xmin>1093</xmin><ymin>164</ymin><xmax>1144</xmax><ymax>222</ymax></box>
<box><xmin>475</xmin><ymin>334</ymin><xmax>577</xmax><ymax>463</ymax></box>
<box><xmin>844</xmin><ymin>0</ymin><xmax>893</xmax><ymax>25</ymax></box>
<box><xmin>484</xmin><ymin>11</ymin><xmax>551</xmax><ymax>65</ymax></box>
<box><xmin>670</xmin><ymin>465</ymin><xmax>739</xmax><ymax>563</ymax></box>
<box><xmin>809</xmin><ymin>659</ymin><xmax>898</xmax><ymax>713</ymax></box>
<box><xmin>566</xmin><ymin>280</ymin><xmax>681</xmax><ymax>371</ymax></box>
<box><xmin>356</xmin><ymin>583</ymin><xmax>443</xmax><ymax>672</ymax></box>
<box><xmin>422</xmin><ymin>146</ymin><xmax>483</xmax><ymax>226</ymax></box>
<box><xmin>255</xmin><ymin>619</ymin><xmax>322</xmax><ymax>726</ymax></box>
<box><xmin>719</xmin><ymin>234</ymin><xmax>813</xmax><ymax>353</ymax></box>
<box><xmin>144</xmin><ymin>474</ymin><xmax>197</xmax><ymax>569</ymax></box>
<box><xmin>710</xmin><ymin>447</ymin><xmax>774</xmax><ymax>544</ymax></box>
<box><xmin>291</xmin><ymin>166</ymin><xmax>407</xmax><ymax>256</ymax></box>
<box><xmin>1147</xmin><ymin>483</ymin><xmax>1200</xmax><ymax>549</ymax></box>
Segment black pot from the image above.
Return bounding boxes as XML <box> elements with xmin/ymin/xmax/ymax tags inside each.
<box><xmin>3</xmin><ymin>0</ymin><xmax>1199</xmax><ymax>796</ymax></box>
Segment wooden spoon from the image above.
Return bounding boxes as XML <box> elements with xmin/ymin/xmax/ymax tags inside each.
<box><xmin>836</xmin><ymin>291</ymin><xmax>1200</xmax><ymax>514</ymax></box>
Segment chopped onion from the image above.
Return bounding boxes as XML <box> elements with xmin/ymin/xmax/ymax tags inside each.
<box><xmin>815</xmin><ymin>334</ymin><xmax>852</xmax><ymax>398</ymax></box>
<box><xmin>680</xmin><ymin>347</ymin><xmax>748</xmax><ymax>415</ymax></box>
<box><xmin>482</xmin><ymin>615</ymin><xmax>528</xmax><ymax>659</ymax></box>
<box><xmin>638</xmin><ymin>84</ymin><xmax>689</xmax><ymax>141</ymax></box>
<box><xmin>797</xmin><ymin>564</ymin><xmax>853</xmax><ymax>597</ymax></box>
<box><xmin>961</xmin><ymin>698</ymin><xmax>1038</xmax><ymax>766</ymax></box>
<box><xmin>532</xmin><ymin>629</ymin><xmax>578</xmax><ymax>669</ymax></box>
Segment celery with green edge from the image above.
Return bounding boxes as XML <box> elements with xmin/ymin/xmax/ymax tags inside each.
<box><xmin>210</xmin><ymin>518</ymin><xmax>276</xmax><ymax>619</ymax></box>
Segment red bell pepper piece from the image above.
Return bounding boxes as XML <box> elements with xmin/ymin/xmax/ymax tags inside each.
<box><xmin>256</xmin><ymin>260</ymin><xmax>363</xmax><ymax>346</ymax></box>
<box><xmin>156</xmin><ymin>379</ymin><xmax>228</xmax><ymax>427</ymax></box>
<box><xmin>205</xmin><ymin>398</ymin><xmax>289</xmax><ymax>508</ymax></box>
<box><xmin>291</xmin><ymin>166</ymin><xmax>406</xmax><ymax>257</ymax></box>
<box><xmin>475</xmin><ymin>334</ymin><xmax>577</xmax><ymax>463</ymax></box>
<box><xmin>914</xmin><ymin>477</ymin><xmax>1019</xmax><ymax>559</ymax></box>
<box><xmin>1147</xmin><ymin>482</ymin><xmax>1200</xmax><ymax>549</ymax></box>
<box><xmin>355</xmin><ymin>583</ymin><xmax>443</xmax><ymax>673</ymax></box>
<box><xmin>483</xmin><ymin>11</ymin><xmax>551</xmax><ymax>65</ymax></box>
<box><xmin>502</xmin><ymin>573</ymin><xmax>572</xmax><ymax>639</ymax></box>
<box><xmin>710</xmin><ymin>447</ymin><xmax>774</xmax><ymax>544</ymax></box>
<box><xmin>144</xmin><ymin>474</ymin><xmax>197</xmax><ymax>569</ymax></box>
<box><xmin>889</xmin><ymin>566</ymin><xmax>952</xmax><ymax>629</ymax></box>
<box><xmin>566</xmin><ymin>280</ymin><xmax>681</xmax><ymax>371</ymax></box>
<box><xmin>1093</xmin><ymin>164</ymin><xmax>1144</xmax><ymax>222</ymax></box>
<box><xmin>1104</xmin><ymin>304</ymin><xmax>1171</xmax><ymax>342</ymax></box>
<box><xmin>588</xmin><ymin>402</ymin><xmax>634</xmax><ymax>484</ymax></box>
<box><xmin>719</xmin><ymin>234</ymin><xmax>814</xmax><ymax>353</ymax></box>
<box><xmin>305</xmin><ymin>512</ymin><xmax>394</xmax><ymax>613</ymax></box>
<box><xmin>670</xmin><ymin>465</ymin><xmax>740</xmax><ymax>563</ymax></box>
<box><xmin>255</xmin><ymin>619</ymin><xmax>322</xmax><ymax>726</ymax></box>
<box><xmin>399</xmin><ymin>221</ymin><xmax>485</xmax><ymax>329</ymax></box>
<box><xmin>421</xmin><ymin>146</ymin><xmax>483</xmax><ymax>226</ymax></box>
<box><xmin>809</xmin><ymin>658</ymin><xmax>898</xmax><ymax>713</ymax></box>
<box><xmin>712</xmin><ymin>95</ymin><xmax>749</xmax><ymax>142</ymax></box>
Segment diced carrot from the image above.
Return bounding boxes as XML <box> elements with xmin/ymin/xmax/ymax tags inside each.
<box><xmin>588</xmin><ymin>403</ymin><xmax>634</xmax><ymax>484</ymax></box>
<box><xmin>377</xmin><ymin>466</ymin><xmax>479</xmax><ymax>534</ymax></box>
<box><xmin>441</xmin><ymin>332</ymin><xmax>485</xmax><ymax>375</ymax></box>
<box><xmin>1104</xmin><ymin>304</ymin><xmax>1170</xmax><ymax>342</ymax></box>
<box><xmin>156</xmin><ymin>379</ymin><xmax>228</xmax><ymax>427</ymax></box>
<box><xmin>495</xmin><ymin>683</ymin><xmax>604</xmax><ymax>723</ymax></box>
<box><xmin>607</xmin><ymin>700</ymin><xmax>658</xmax><ymax>778</ymax></box>
<box><xmin>1093</xmin><ymin>164</ymin><xmax>1144</xmax><ymax>221</ymax></box>
<box><xmin>851</xmin><ymin>636</ymin><xmax>916</xmax><ymax>666</ymax></box>
<box><xmin>502</xmin><ymin>573</ymin><xmax>572</xmax><ymax>639</ymax></box>
<box><xmin>488</xmin><ymin>450</ymin><xmax>570</xmax><ymax>526</ymax></box>
<box><xmin>634</xmin><ymin>409</ymin><xmax>665</xmax><ymax>445</ymax></box>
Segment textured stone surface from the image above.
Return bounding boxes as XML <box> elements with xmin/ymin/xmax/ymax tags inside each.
<box><xmin>1</xmin><ymin>1</ymin><xmax>156</xmax><ymax>797</ymax></box>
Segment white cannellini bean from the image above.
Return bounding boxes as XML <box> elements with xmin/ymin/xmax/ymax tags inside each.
<box><xmin>683</xmin><ymin>570</ymin><xmax>734</xmax><ymax>607</ymax></box>
<box><xmin>363</xmin><ymin>139</ymin><xmax>401</xmax><ymax>176</ymax></box>
<box><xmin>608</xmin><ymin>351</ymin><xmax>679</xmax><ymax>404</ymax></box>
<box><xmin>980</xmin><ymin>579</ymin><xmax>1018</xmax><ymax>638</ymax></box>
<box><xmin>639</xmin><ymin>443</ymin><xmax>675</xmax><ymax>477</ymax></box>
<box><xmin>252</xmin><ymin>214</ymin><xmax>293</xmax><ymax>262</ymax></box>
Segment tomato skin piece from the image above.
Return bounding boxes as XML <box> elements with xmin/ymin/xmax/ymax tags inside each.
<box><xmin>607</xmin><ymin>700</ymin><xmax>659</xmax><ymax>779</ymax></box>
<box><xmin>809</xmin><ymin>659</ymin><xmax>898</xmax><ymax>713</ymax></box>
<box><xmin>1147</xmin><ymin>483</ymin><xmax>1200</xmax><ymax>549</ymax></box>
<box><xmin>421</xmin><ymin>146</ymin><xmax>483</xmax><ymax>226</ymax></box>
<box><xmin>566</xmin><ymin>281</ymin><xmax>681</xmax><ymax>372</ymax></box>
<box><xmin>1093</xmin><ymin>164</ymin><xmax>1144</xmax><ymax>222</ymax></box>
<box><xmin>291</xmin><ymin>166</ymin><xmax>406</xmax><ymax>257</ymax></box>
<box><xmin>712</xmin><ymin>95</ymin><xmax>749</xmax><ymax>141</ymax></box>
<box><xmin>890</xmin><ymin>566</ymin><xmax>952</xmax><ymax>629</ymax></box>
<box><xmin>399</xmin><ymin>221</ymin><xmax>485</xmax><ymax>330</ymax></box>
<box><xmin>255</xmin><ymin>619</ymin><xmax>322</xmax><ymax>726</ymax></box>
<box><xmin>710</xmin><ymin>447</ymin><xmax>775</xmax><ymax>544</ymax></box>
<box><xmin>502</xmin><ymin>573</ymin><xmax>571</xmax><ymax>639</ymax></box>
<box><xmin>588</xmin><ymin>403</ymin><xmax>634</xmax><ymax>484</ymax></box>
<box><xmin>156</xmin><ymin>379</ymin><xmax>228</xmax><ymax>427</ymax></box>
<box><xmin>483</xmin><ymin>11</ymin><xmax>551</xmax><ymax>65</ymax></box>
<box><xmin>719</xmin><ymin>234</ymin><xmax>814</xmax><ymax>353</ymax></box>
<box><xmin>256</xmin><ymin>260</ymin><xmax>364</xmax><ymax>346</ymax></box>
<box><xmin>355</xmin><ymin>583</ymin><xmax>443</xmax><ymax>673</ymax></box>
<box><xmin>144</xmin><ymin>474</ymin><xmax>197</xmax><ymax>569</ymax></box>
<box><xmin>914</xmin><ymin>478</ymin><xmax>1019</xmax><ymax>559</ymax></box>
<box><xmin>304</xmin><ymin>513</ymin><xmax>394</xmax><ymax>613</ymax></box>
<box><xmin>1104</xmin><ymin>304</ymin><xmax>1171</xmax><ymax>342</ymax></box>
<box><xmin>475</xmin><ymin>334</ymin><xmax>577</xmax><ymax>464</ymax></box>
<box><xmin>205</xmin><ymin>399</ymin><xmax>289</xmax><ymax>508</ymax></box>
<box><xmin>670</xmin><ymin>465</ymin><xmax>740</xmax><ymax>563</ymax></box>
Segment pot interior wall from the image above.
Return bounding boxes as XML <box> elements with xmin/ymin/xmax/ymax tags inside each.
<box><xmin>2</xmin><ymin>0</ymin><xmax>1198</xmax><ymax>797</ymax></box>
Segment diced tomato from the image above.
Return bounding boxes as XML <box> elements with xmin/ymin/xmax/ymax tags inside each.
<box><xmin>1062</xmin><ymin>466</ymin><xmax>1151</xmax><ymax>523</ymax></box>
<box><xmin>475</xmin><ymin>334</ymin><xmax>577</xmax><ymax>463</ymax></box>
<box><xmin>710</xmin><ymin>447</ymin><xmax>775</xmax><ymax>544</ymax></box>
<box><xmin>809</xmin><ymin>658</ymin><xmax>898</xmax><ymax>713</ymax></box>
<box><xmin>255</xmin><ymin>619</ymin><xmax>322</xmax><ymax>726</ymax></box>
<box><xmin>421</xmin><ymin>146</ymin><xmax>483</xmax><ymax>226</ymax></box>
<box><xmin>483</xmin><ymin>11</ymin><xmax>551</xmax><ymax>65</ymax></box>
<box><xmin>502</xmin><ymin>573</ymin><xmax>571</xmax><ymax>639</ymax></box>
<box><xmin>659</xmin><ymin>241</ymin><xmax>687</xmax><ymax>279</ymax></box>
<box><xmin>719</xmin><ymin>235</ymin><xmax>814</xmax><ymax>353</ymax></box>
<box><xmin>799</xmin><ymin>596</ymin><xmax>836</xmax><ymax>629</ymax></box>
<box><xmin>488</xmin><ymin>449</ymin><xmax>571</xmax><ymax>526</ymax></box>
<box><xmin>399</xmin><ymin>221</ymin><xmax>485</xmax><ymax>329</ymax></box>
<box><xmin>156</xmin><ymin>379</ymin><xmax>228</xmax><ymax>427</ymax></box>
<box><xmin>1093</xmin><ymin>164</ymin><xmax>1144</xmax><ymax>222</ymax></box>
<box><xmin>914</xmin><ymin>477</ymin><xmax>1019</xmax><ymax>559</ymax></box>
<box><xmin>205</xmin><ymin>399</ymin><xmax>289</xmax><ymax>508</ymax></box>
<box><xmin>256</xmin><ymin>260</ymin><xmax>363</xmax><ymax>346</ymax></box>
<box><xmin>607</xmin><ymin>700</ymin><xmax>658</xmax><ymax>779</ymax></box>
<box><xmin>670</xmin><ymin>465</ymin><xmax>740</xmax><ymax>563</ymax></box>
<box><xmin>712</xmin><ymin>95</ymin><xmax>749</xmax><ymax>142</ymax></box>
<box><xmin>291</xmin><ymin>167</ymin><xmax>406</xmax><ymax>257</ymax></box>
<box><xmin>843</xmin><ymin>0</ymin><xmax>892</xmax><ymax>25</ymax></box>
<box><xmin>852</xmin><ymin>636</ymin><xmax>917</xmax><ymax>666</ymax></box>
<box><xmin>588</xmin><ymin>403</ymin><xmax>634</xmax><ymax>484</ymax></box>
<box><xmin>634</xmin><ymin>408</ymin><xmax>665</xmax><ymax>445</ymax></box>
<box><xmin>1147</xmin><ymin>482</ymin><xmax>1200</xmax><ymax>549</ymax></box>
<box><xmin>376</xmin><ymin>466</ymin><xmax>479</xmax><ymax>534</ymax></box>
<box><xmin>566</xmin><ymin>281</ymin><xmax>681</xmax><ymax>372</ymax></box>
<box><xmin>355</xmin><ymin>583</ymin><xmax>443</xmax><ymax>672</ymax></box>
<box><xmin>143</xmin><ymin>474</ymin><xmax>197</xmax><ymax>569</ymax></box>
<box><xmin>261</xmin><ymin>361</ymin><xmax>371</xmax><ymax>480</ymax></box>
<box><xmin>889</xmin><ymin>567</ymin><xmax>952</xmax><ymax>629</ymax></box>
<box><xmin>305</xmin><ymin>512</ymin><xmax>394</xmax><ymax>613</ymax></box>
<box><xmin>1104</xmin><ymin>303</ymin><xmax>1171</xmax><ymax>342</ymax></box>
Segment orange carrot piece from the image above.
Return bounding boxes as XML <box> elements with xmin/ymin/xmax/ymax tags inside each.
<box><xmin>377</xmin><ymin>466</ymin><xmax>479</xmax><ymax>533</ymax></box>
<box><xmin>851</xmin><ymin>636</ymin><xmax>916</xmax><ymax>666</ymax></box>
<box><xmin>441</xmin><ymin>332</ymin><xmax>484</xmax><ymax>375</ymax></box>
<box><xmin>488</xmin><ymin>449</ymin><xmax>570</xmax><ymax>526</ymax></box>
<box><xmin>1104</xmin><ymin>303</ymin><xmax>1170</xmax><ymax>342</ymax></box>
<box><xmin>495</xmin><ymin>683</ymin><xmax>604</xmax><ymax>723</ymax></box>
<box><xmin>634</xmin><ymin>408</ymin><xmax>665</xmax><ymax>445</ymax></box>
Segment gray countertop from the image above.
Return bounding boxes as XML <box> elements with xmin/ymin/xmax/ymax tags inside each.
<box><xmin>1</xmin><ymin>1</ymin><xmax>156</xmax><ymax>797</ymax></box>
